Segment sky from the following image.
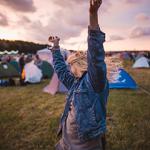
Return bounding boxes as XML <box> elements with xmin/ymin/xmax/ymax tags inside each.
<box><xmin>0</xmin><ymin>0</ymin><xmax>150</xmax><ymax>51</ymax></box>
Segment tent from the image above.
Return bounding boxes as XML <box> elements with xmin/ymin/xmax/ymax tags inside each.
<box><xmin>24</xmin><ymin>61</ymin><xmax>42</xmax><ymax>83</ymax></box>
<box><xmin>109</xmin><ymin>69</ymin><xmax>137</xmax><ymax>89</ymax></box>
<box><xmin>37</xmin><ymin>48</ymin><xmax>70</xmax><ymax>64</ymax></box>
<box><xmin>9</xmin><ymin>60</ymin><xmax>20</xmax><ymax>73</ymax></box>
<box><xmin>132</xmin><ymin>56</ymin><xmax>149</xmax><ymax>68</ymax></box>
<box><xmin>43</xmin><ymin>73</ymin><xmax>68</xmax><ymax>95</ymax></box>
<box><xmin>44</xmin><ymin>68</ymin><xmax>137</xmax><ymax>95</ymax></box>
<box><xmin>0</xmin><ymin>63</ymin><xmax>20</xmax><ymax>78</ymax></box>
<box><xmin>37</xmin><ymin>48</ymin><xmax>53</xmax><ymax>64</ymax></box>
<box><xmin>38</xmin><ymin>61</ymin><xmax>54</xmax><ymax>79</ymax></box>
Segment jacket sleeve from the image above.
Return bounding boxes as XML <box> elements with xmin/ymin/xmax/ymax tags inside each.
<box><xmin>87</xmin><ymin>26</ymin><xmax>107</xmax><ymax>92</ymax></box>
<box><xmin>52</xmin><ymin>48</ymin><xmax>75</xmax><ymax>90</ymax></box>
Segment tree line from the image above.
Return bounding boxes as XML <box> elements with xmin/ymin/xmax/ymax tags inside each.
<box><xmin>0</xmin><ymin>39</ymin><xmax>47</xmax><ymax>54</ymax></box>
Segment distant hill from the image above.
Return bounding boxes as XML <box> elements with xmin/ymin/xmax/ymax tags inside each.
<box><xmin>0</xmin><ymin>39</ymin><xmax>47</xmax><ymax>54</ymax></box>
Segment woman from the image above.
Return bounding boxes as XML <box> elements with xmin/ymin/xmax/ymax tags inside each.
<box><xmin>49</xmin><ymin>0</ymin><xmax>109</xmax><ymax>149</ymax></box>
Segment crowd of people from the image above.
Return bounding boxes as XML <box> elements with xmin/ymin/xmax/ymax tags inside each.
<box><xmin>0</xmin><ymin>53</ymin><xmax>43</xmax><ymax>86</ymax></box>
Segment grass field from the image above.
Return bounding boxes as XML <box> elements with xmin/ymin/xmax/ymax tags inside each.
<box><xmin>0</xmin><ymin>61</ymin><xmax>150</xmax><ymax>150</ymax></box>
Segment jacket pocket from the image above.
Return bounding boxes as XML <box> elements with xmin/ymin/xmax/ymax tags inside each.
<box><xmin>74</xmin><ymin>89</ymin><xmax>94</xmax><ymax>110</ymax></box>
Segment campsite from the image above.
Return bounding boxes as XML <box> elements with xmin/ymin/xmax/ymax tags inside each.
<box><xmin>0</xmin><ymin>54</ymin><xmax>150</xmax><ymax>150</ymax></box>
<box><xmin>0</xmin><ymin>0</ymin><xmax>150</xmax><ymax>149</ymax></box>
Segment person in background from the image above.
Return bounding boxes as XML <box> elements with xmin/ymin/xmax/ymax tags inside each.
<box><xmin>49</xmin><ymin>0</ymin><xmax>109</xmax><ymax>149</ymax></box>
<box><xmin>34</xmin><ymin>54</ymin><xmax>43</xmax><ymax>68</ymax></box>
<box><xmin>19</xmin><ymin>53</ymin><xmax>25</xmax><ymax>85</ymax></box>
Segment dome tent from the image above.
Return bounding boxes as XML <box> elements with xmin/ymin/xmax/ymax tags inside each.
<box><xmin>9</xmin><ymin>60</ymin><xmax>20</xmax><ymax>73</ymax></box>
<box><xmin>43</xmin><ymin>73</ymin><xmax>68</xmax><ymax>95</ymax></box>
<box><xmin>39</xmin><ymin>61</ymin><xmax>54</xmax><ymax>79</ymax></box>
<box><xmin>37</xmin><ymin>48</ymin><xmax>53</xmax><ymax>64</ymax></box>
<box><xmin>37</xmin><ymin>48</ymin><xmax>70</xmax><ymax>64</ymax></box>
<box><xmin>109</xmin><ymin>69</ymin><xmax>137</xmax><ymax>89</ymax></box>
<box><xmin>43</xmin><ymin>68</ymin><xmax>138</xmax><ymax>95</ymax></box>
<box><xmin>132</xmin><ymin>56</ymin><xmax>149</xmax><ymax>68</ymax></box>
<box><xmin>24</xmin><ymin>61</ymin><xmax>42</xmax><ymax>83</ymax></box>
<box><xmin>0</xmin><ymin>63</ymin><xmax>20</xmax><ymax>78</ymax></box>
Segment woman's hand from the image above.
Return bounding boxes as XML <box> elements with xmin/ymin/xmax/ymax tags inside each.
<box><xmin>48</xmin><ymin>36</ymin><xmax>60</xmax><ymax>47</ymax></box>
<box><xmin>89</xmin><ymin>0</ymin><xmax>102</xmax><ymax>14</ymax></box>
<box><xmin>89</xmin><ymin>0</ymin><xmax>102</xmax><ymax>29</ymax></box>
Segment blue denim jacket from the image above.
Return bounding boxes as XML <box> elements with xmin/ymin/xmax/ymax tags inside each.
<box><xmin>52</xmin><ymin>27</ymin><xmax>109</xmax><ymax>141</ymax></box>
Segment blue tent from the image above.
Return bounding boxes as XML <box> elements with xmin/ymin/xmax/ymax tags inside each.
<box><xmin>109</xmin><ymin>69</ymin><xmax>137</xmax><ymax>89</ymax></box>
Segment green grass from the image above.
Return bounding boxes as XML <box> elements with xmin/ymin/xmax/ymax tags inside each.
<box><xmin>0</xmin><ymin>62</ymin><xmax>150</xmax><ymax>150</ymax></box>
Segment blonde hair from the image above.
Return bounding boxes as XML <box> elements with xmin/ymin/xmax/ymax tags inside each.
<box><xmin>67</xmin><ymin>51</ymin><xmax>122</xmax><ymax>80</ymax></box>
<box><xmin>67</xmin><ymin>51</ymin><xmax>87</xmax><ymax>77</ymax></box>
<box><xmin>105</xmin><ymin>54</ymin><xmax>123</xmax><ymax>82</ymax></box>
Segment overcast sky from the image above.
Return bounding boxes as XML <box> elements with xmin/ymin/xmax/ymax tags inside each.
<box><xmin>0</xmin><ymin>0</ymin><xmax>150</xmax><ymax>51</ymax></box>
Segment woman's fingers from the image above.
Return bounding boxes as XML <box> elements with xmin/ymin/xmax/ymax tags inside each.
<box><xmin>48</xmin><ymin>36</ymin><xmax>60</xmax><ymax>42</ymax></box>
<box><xmin>91</xmin><ymin>0</ymin><xmax>102</xmax><ymax>7</ymax></box>
<box><xmin>49</xmin><ymin>36</ymin><xmax>54</xmax><ymax>41</ymax></box>
<box><xmin>48</xmin><ymin>36</ymin><xmax>52</xmax><ymax>41</ymax></box>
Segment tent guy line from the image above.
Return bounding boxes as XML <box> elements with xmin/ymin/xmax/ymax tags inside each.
<box><xmin>139</xmin><ymin>86</ymin><xmax>150</xmax><ymax>96</ymax></box>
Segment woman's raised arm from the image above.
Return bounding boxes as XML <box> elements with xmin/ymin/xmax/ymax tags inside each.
<box><xmin>87</xmin><ymin>0</ymin><xmax>107</xmax><ymax>92</ymax></box>
<box><xmin>48</xmin><ymin>36</ymin><xmax>75</xmax><ymax>90</ymax></box>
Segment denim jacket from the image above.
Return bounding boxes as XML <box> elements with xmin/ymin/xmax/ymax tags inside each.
<box><xmin>52</xmin><ymin>27</ymin><xmax>109</xmax><ymax>141</ymax></box>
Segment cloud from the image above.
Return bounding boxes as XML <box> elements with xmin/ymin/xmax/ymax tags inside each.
<box><xmin>23</xmin><ymin>0</ymin><xmax>112</xmax><ymax>43</ymax></box>
<box><xmin>0</xmin><ymin>13</ymin><xmax>8</xmax><ymax>26</ymax></box>
<box><xmin>0</xmin><ymin>0</ymin><xmax>36</xmax><ymax>12</ymax></box>
<box><xmin>124</xmin><ymin>0</ymin><xmax>146</xmax><ymax>3</ymax></box>
<box><xmin>109</xmin><ymin>35</ymin><xmax>125</xmax><ymax>42</ymax></box>
<box><xmin>0</xmin><ymin>0</ymin><xmax>112</xmax><ymax>46</ymax></box>
<box><xmin>53</xmin><ymin>0</ymin><xmax>111</xmax><ymax>12</ymax></box>
<box><xmin>135</xmin><ymin>13</ymin><xmax>150</xmax><ymax>22</ymax></box>
<box><xmin>130</xmin><ymin>26</ymin><xmax>150</xmax><ymax>38</ymax></box>
<box><xmin>51</xmin><ymin>0</ymin><xmax>88</xmax><ymax>29</ymax></box>
<box><xmin>53</xmin><ymin>0</ymin><xmax>86</xmax><ymax>7</ymax></box>
<box><xmin>24</xmin><ymin>18</ymin><xmax>84</xmax><ymax>43</ymax></box>
<box><xmin>19</xmin><ymin>16</ymin><xmax>31</xmax><ymax>24</ymax></box>
<box><xmin>43</xmin><ymin>0</ymin><xmax>111</xmax><ymax>39</ymax></box>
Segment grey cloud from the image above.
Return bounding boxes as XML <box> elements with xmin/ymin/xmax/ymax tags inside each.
<box><xmin>135</xmin><ymin>13</ymin><xmax>150</xmax><ymax>22</ymax></box>
<box><xmin>22</xmin><ymin>1</ymin><xmax>86</xmax><ymax>42</ymax></box>
<box><xmin>16</xmin><ymin>16</ymin><xmax>31</xmax><ymax>27</ymax></box>
<box><xmin>53</xmin><ymin>0</ymin><xmax>111</xmax><ymax>12</ymax></box>
<box><xmin>125</xmin><ymin>0</ymin><xmax>142</xmax><ymax>3</ymax></box>
<box><xmin>21</xmin><ymin>16</ymin><xmax>31</xmax><ymax>24</ymax></box>
<box><xmin>0</xmin><ymin>13</ymin><xmax>8</xmax><ymax>26</ymax></box>
<box><xmin>23</xmin><ymin>18</ymin><xmax>83</xmax><ymax>43</ymax></box>
<box><xmin>130</xmin><ymin>26</ymin><xmax>150</xmax><ymax>38</ymax></box>
<box><xmin>54</xmin><ymin>6</ymin><xmax>88</xmax><ymax>28</ymax></box>
<box><xmin>20</xmin><ymin>0</ymin><xmax>112</xmax><ymax>43</ymax></box>
<box><xmin>0</xmin><ymin>0</ymin><xmax>36</xmax><ymax>12</ymax></box>
<box><xmin>53</xmin><ymin>0</ymin><xmax>86</xmax><ymax>7</ymax></box>
<box><xmin>124</xmin><ymin>0</ymin><xmax>148</xmax><ymax>4</ymax></box>
<box><xmin>44</xmin><ymin>0</ymin><xmax>111</xmax><ymax>39</ymax></box>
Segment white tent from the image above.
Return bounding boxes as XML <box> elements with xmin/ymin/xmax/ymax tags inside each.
<box><xmin>37</xmin><ymin>48</ymin><xmax>70</xmax><ymax>64</ymax></box>
<box><xmin>24</xmin><ymin>61</ymin><xmax>43</xmax><ymax>83</ymax></box>
<box><xmin>132</xmin><ymin>56</ymin><xmax>149</xmax><ymax>68</ymax></box>
<box><xmin>37</xmin><ymin>48</ymin><xmax>53</xmax><ymax>64</ymax></box>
